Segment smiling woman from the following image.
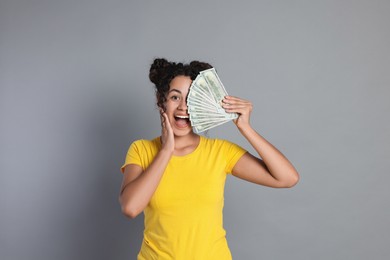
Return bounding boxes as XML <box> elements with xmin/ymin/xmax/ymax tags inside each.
<box><xmin>119</xmin><ymin>58</ymin><xmax>299</xmax><ymax>260</ymax></box>
<box><xmin>165</xmin><ymin>76</ymin><xmax>192</xmax><ymax>132</ymax></box>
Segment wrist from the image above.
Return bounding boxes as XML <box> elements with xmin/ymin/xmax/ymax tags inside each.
<box><xmin>237</xmin><ymin>122</ymin><xmax>252</xmax><ymax>132</ymax></box>
<box><xmin>160</xmin><ymin>146</ymin><xmax>174</xmax><ymax>156</ymax></box>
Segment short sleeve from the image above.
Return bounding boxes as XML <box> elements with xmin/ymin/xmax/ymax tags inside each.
<box><xmin>120</xmin><ymin>141</ymin><xmax>143</xmax><ymax>173</ymax></box>
<box><xmin>224</xmin><ymin>141</ymin><xmax>247</xmax><ymax>174</ymax></box>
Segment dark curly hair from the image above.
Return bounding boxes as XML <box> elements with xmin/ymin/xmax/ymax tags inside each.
<box><xmin>149</xmin><ymin>58</ymin><xmax>213</xmax><ymax>110</ymax></box>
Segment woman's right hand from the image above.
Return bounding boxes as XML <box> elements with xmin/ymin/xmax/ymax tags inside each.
<box><xmin>160</xmin><ymin>110</ymin><xmax>174</xmax><ymax>153</ymax></box>
<box><xmin>120</xmin><ymin>111</ymin><xmax>175</xmax><ymax>218</ymax></box>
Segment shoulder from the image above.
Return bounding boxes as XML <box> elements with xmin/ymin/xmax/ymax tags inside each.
<box><xmin>132</xmin><ymin>137</ymin><xmax>160</xmax><ymax>146</ymax></box>
<box><xmin>127</xmin><ymin>137</ymin><xmax>161</xmax><ymax>153</ymax></box>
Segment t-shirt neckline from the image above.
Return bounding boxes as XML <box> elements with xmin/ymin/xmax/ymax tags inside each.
<box><xmin>157</xmin><ymin>135</ymin><xmax>204</xmax><ymax>160</ymax></box>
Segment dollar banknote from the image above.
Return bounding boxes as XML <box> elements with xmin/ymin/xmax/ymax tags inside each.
<box><xmin>187</xmin><ymin>68</ymin><xmax>238</xmax><ymax>133</ymax></box>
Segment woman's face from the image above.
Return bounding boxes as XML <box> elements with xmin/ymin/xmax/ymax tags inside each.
<box><xmin>164</xmin><ymin>75</ymin><xmax>193</xmax><ymax>136</ymax></box>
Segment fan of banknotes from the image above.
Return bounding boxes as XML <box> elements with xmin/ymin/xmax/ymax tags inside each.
<box><xmin>187</xmin><ymin>68</ymin><xmax>238</xmax><ymax>133</ymax></box>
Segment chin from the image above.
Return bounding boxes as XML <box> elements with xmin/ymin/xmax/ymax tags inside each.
<box><xmin>173</xmin><ymin>127</ymin><xmax>193</xmax><ymax>137</ymax></box>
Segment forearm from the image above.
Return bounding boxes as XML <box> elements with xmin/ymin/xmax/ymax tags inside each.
<box><xmin>120</xmin><ymin>148</ymin><xmax>173</xmax><ymax>217</ymax></box>
<box><xmin>239</xmin><ymin>124</ymin><xmax>299</xmax><ymax>187</ymax></box>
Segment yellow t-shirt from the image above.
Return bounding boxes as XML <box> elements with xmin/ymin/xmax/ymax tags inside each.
<box><xmin>121</xmin><ymin>135</ymin><xmax>246</xmax><ymax>260</ymax></box>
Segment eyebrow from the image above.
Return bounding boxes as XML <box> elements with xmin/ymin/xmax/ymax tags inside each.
<box><xmin>168</xmin><ymin>89</ymin><xmax>182</xmax><ymax>94</ymax></box>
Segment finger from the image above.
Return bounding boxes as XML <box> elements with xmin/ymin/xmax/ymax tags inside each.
<box><xmin>161</xmin><ymin>113</ymin><xmax>168</xmax><ymax>125</ymax></box>
<box><xmin>224</xmin><ymin>107</ymin><xmax>244</xmax><ymax>112</ymax></box>
<box><xmin>223</xmin><ymin>100</ymin><xmax>252</xmax><ymax>111</ymax></box>
<box><xmin>224</xmin><ymin>104</ymin><xmax>252</xmax><ymax>114</ymax></box>
<box><xmin>224</xmin><ymin>109</ymin><xmax>248</xmax><ymax>116</ymax></box>
<box><xmin>162</xmin><ymin>113</ymin><xmax>173</xmax><ymax>132</ymax></box>
<box><xmin>224</xmin><ymin>95</ymin><xmax>250</xmax><ymax>103</ymax></box>
<box><xmin>222</xmin><ymin>101</ymin><xmax>247</xmax><ymax>108</ymax></box>
<box><xmin>223</xmin><ymin>100</ymin><xmax>246</xmax><ymax>106</ymax></box>
<box><xmin>222</xmin><ymin>100</ymin><xmax>251</xmax><ymax>108</ymax></box>
<box><xmin>223</xmin><ymin>104</ymin><xmax>251</xmax><ymax>111</ymax></box>
<box><xmin>161</xmin><ymin>112</ymin><xmax>171</xmax><ymax>131</ymax></box>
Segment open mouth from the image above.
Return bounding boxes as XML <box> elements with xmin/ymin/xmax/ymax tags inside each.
<box><xmin>174</xmin><ymin>115</ymin><xmax>191</xmax><ymax>128</ymax></box>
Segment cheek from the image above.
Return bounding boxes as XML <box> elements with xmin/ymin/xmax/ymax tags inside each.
<box><xmin>164</xmin><ymin>101</ymin><xmax>176</xmax><ymax>113</ymax></box>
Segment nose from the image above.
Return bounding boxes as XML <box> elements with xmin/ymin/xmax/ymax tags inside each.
<box><xmin>178</xmin><ymin>98</ymin><xmax>188</xmax><ymax>111</ymax></box>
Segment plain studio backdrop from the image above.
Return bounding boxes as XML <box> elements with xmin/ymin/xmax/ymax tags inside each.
<box><xmin>1</xmin><ymin>0</ymin><xmax>389</xmax><ymax>259</ymax></box>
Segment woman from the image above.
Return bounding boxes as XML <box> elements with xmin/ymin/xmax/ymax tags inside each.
<box><xmin>119</xmin><ymin>58</ymin><xmax>299</xmax><ymax>259</ymax></box>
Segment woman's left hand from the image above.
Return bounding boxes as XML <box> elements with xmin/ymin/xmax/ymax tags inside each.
<box><xmin>222</xmin><ymin>95</ymin><xmax>253</xmax><ymax>129</ymax></box>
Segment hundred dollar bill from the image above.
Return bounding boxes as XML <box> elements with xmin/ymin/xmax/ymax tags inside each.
<box><xmin>189</xmin><ymin>106</ymin><xmax>238</xmax><ymax>120</ymax></box>
<box><xmin>189</xmin><ymin>113</ymin><xmax>228</xmax><ymax>120</ymax></box>
<box><xmin>200</xmin><ymin>68</ymin><xmax>238</xmax><ymax>119</ymax></box>
<box><xmin>187</xmin><ymin>93</ymin><xmax>216</xmax><ymax>110</ymax></box>
<box><xmin>186</xmin><ymin>68</ymin><xmax>239</xmax><ymax>133</ymax></box>
<box><xmin>192</xmin><ymin>74</ymin><xmax>215</xmax><ymax>101</ymax></box>
<box><xmin>188</xmin><ymin>90</ymin><xmax>216</xmax><ymax>108</ymax></box>
<box><xmin>190</xmin><ymin>113</ymin><xmax>232</xmax><ymax>123</ymax></box>
<box><xmin>193</xmin><ymin>118</ymin><xmax>232</xmax><ymax>133</ymax></box>
<box><xmin>200</xmin><ymin>68</ymin><xmax>228</xmax><ymax>105</ymax></box>
<box><xmin>189</xmin><ymin>78</ymin><xmax>217</xmax><ymax>106</ymax></box>
<box><xmin>188</xmin><ymin>104</ymin><xmax>225</xmax><ymax>114</ymax></box>
<box><xmin>188</xmin><ymin>100</ymin><xmax>238</xmax><ymax>119</ymax></box>
<box><xmin>187</xmin><ymin>99</ymin><xmax>218</xmax><ymax>111</ymax></box>
<box><xmin>191</xmin><ymin>117</ymin><xmax>232</xmax><ymax>127</ymax></box>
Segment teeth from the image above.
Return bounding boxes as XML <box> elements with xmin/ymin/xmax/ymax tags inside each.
<box><xmin>176</xmin><ymin>115</ymin><xmax>189</xmax><ymax>119</ymax></box>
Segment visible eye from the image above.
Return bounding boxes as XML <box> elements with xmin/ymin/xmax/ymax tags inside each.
<box><xmin>170</xmin><ymin>95</ymin><xmax>180</xmax><ymax>101</ymax></box>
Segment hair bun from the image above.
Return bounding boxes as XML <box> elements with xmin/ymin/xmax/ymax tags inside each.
<box><xmin>189</xmin><ymin>60</ymin><xmax>213</xmax><ymax>79</ymax></box>
<box><xmin>149</xmin><ymin>58</ymin><xmax>172</xmax><ymax>86</ymax></box>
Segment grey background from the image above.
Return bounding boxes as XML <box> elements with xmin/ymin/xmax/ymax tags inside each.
<box><xmin>1</xmin><ymin>0</ymin><xmax>389</xmax><ymax>259</ymax></box>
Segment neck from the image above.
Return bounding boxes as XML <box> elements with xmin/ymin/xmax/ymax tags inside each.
<box><xmin>171</xmin><ymin>133</ymin><xmax>200</xmax><ymax>156</ymax></box>
<box><xmin>174</xmin><ymin>132</ymin><xmax>199</xmax><ymax>149</ymax></box>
